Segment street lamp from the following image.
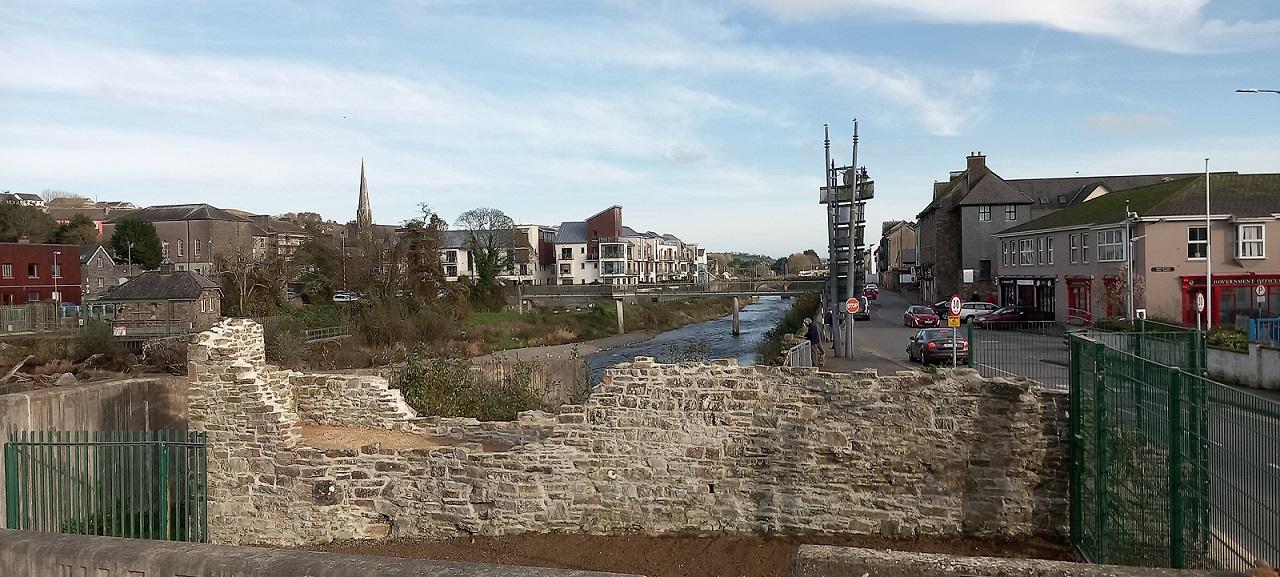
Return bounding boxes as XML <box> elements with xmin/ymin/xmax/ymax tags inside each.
<box><xmin>52</xmin><ymin>250</ymin><xmax>62</xmax><ymax>304</ymax></box>
<box><xmin>1236</xmin><ymin>88</ymin><xmax>1280</xmax><ymax>95</ymax></box>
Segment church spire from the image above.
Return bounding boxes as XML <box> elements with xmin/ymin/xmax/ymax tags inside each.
<box><xmin>356</xmin><ymin>158</ymin><xmax>373</xmax><ymax>236</ymax></box>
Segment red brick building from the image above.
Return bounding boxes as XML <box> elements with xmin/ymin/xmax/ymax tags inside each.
<box><xmin>0</xmin><ymin>242</ymin><xmax>83</xmax><ymax>305</ymax></box>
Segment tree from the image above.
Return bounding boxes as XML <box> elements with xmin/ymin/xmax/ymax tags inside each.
<box><xmin>771</xmin><ymin>256</ymin><xmax>790</xmax><ymax>275</ymax></box>
<box><xmin>0</xmin><ymin>204</ymin><xmax>56</xmax><ymax>242</ymax></box>
<box><xmin>455</xmin><ymin>207</ymin><xmax>516</xmax><ymax>308</ymax></box>
<box><xmin>46</xmin><ymin>195</ymin><xmax>94</xmax><ymax>209</ymax></box>
<box><xmin>40</xmin><ymin>189</ymin><xmax>75</xmax><ymax>203</ymax></box>
<box><xmin>395</xmin><ymin>205</ymin><xmax>448</xmax><ymax>301</ymax></box>
<box><xmin>52</xmin><ymin>213</ymin><xmax>100</xmax><ymax>245</ymax></box>
<box><xmin>109</xmin><ymin>218</ymin><xmax>164</xmax><ymax>270</ymax></box>
<box><xmin>803</xmin><ymin>249</ymin><xmax>820</xmax><ymax>259</ymax></box>
<box><xmin>786</xmin><ymin>252</ymin><xmax>820</xmax><ymax>272</ymax></box>
<box><xmin>215</xmin><ymin>247</ymin><xmax>290</xmax><ymax>317</ymax></box>
<box><xmin>292</xmin><ymin>225</ymin><xmax>340</xmax><ymax>303</ymax></box>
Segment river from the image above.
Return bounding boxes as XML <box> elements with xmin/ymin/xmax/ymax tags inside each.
<box><xmin>585</xmin><ymin>296</ymin><xmax>792</xmax><ymax>381</ymax></box>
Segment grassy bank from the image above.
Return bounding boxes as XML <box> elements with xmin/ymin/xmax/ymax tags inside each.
<box><xmin>756</xmin><ymin>294</ymin><xmax>821</xmax><ymax>365</ymax></box>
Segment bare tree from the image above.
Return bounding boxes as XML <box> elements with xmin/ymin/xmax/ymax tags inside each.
<box><xmin>455</xmin><ymin>207</ymin><xmax>517</xmax><ymax>306</ymax></box>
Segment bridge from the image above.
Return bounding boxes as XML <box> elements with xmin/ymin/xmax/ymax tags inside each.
<box><xmin>518</xmin><ymin>279</ymin><xmax>824</xmax><ymax>302</ymax></box>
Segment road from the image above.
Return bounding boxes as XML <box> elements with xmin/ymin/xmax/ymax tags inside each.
<box><xmin>823</xmin><ymin>290</ymin><xmax>923</xmax><ymax>374</ymax></box>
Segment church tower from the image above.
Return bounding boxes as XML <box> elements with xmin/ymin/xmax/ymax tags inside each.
<box><xmin>355</xmin><ymin>159</ymin><xmax>373</xmax><ymax>237</ymax></box>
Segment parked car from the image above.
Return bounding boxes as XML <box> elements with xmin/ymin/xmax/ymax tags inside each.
<box><xmin>957</xmin><ymin>301</ymin><xmax>999</xmax><ymax>322</ymax></box>
<box><xmin>906</xmin><ymin>328</ymin><xmax>968</xmax><ymax>364</ymax></box>
<box><xmin>862</xmin><ymin>285</ymin><xmax>879</xmax><ymax>300</ymax></box>
<box><xmin>903</xmin><ymin>305</ymin><xmax>939</xmax><ymax>328</ymax></box>
<box><xmin>332</xmin><ymin>291</ymin><xmax>362</xmax><ymax>303</ymax></box>
<box><xmin>851</xmin><ymin>295</ymin><xmax>871</xmax><ymax>321</ymax></box>
<box><xmin>971</xmin><ymin>306</ymin><xmax>1051</xmax><ymax>328</ymax></box>
<box><xmin>930</xmin><ymin>300</ymin><xmax>951</xmax><ymax>317</ymax></box>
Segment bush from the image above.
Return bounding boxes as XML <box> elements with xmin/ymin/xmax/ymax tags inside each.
<box><xmin>756</xmin><ymin>293</ymin><xmax>821</xmax><ymax>365</ymax></box>
<box><xmin>397</xmin><ymin>350</ymin><xmax>544</xmax><ymax>421</ymax></box>
<box><xmin>74</xmin><ymin>320</ymin><xmax>126</xmax><ymax>361</ymax></box>
<box><xmin>1208</xmin><ymin>326</ymin><xmax>1248</xmax><ymax>351</ymax></box>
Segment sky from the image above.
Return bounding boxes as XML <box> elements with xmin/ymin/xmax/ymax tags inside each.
<box><xmin>2</xmin><ymin>1</ymin><xmax>1279</xmax><ymax>257</ymax></box>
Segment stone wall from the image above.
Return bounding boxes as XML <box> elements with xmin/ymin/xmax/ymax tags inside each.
<box><xmin>291</xmin><ymin>373</ymin><xmax>418</xmax><ymax>429</ymax></box>
<box><xmin>189</xmin><ymin>319</ymin><xmax>1069</xmax><ymax>546</ymax></box>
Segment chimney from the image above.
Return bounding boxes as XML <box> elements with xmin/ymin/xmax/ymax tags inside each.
<box><xmin>966</xmin><ymin>151</ymin><xmax>986</xmax><ymax>176</ymax></box>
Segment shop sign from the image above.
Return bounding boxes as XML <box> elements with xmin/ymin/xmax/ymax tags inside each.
<box><xmin>1150</xmin><ymin>266</ymin><xmax>1174</xmax><ymax>272</ymax></box>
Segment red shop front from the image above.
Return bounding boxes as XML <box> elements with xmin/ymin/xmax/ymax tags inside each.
<box><xmin>1181</xmin><ymin>274</ymin><xmax>1280</xmax><ymax>325</ymax></box>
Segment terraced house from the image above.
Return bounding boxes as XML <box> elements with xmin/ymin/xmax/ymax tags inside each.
<box><xmin>993</xmin><ymin>173</ymin><xmax>1280</xmax><ymax>326</ymax></box>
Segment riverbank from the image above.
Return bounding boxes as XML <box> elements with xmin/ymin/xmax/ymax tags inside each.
<box><xmin>470</xmin><ymin>330</ymin><xmax>657</xmax><ymax>363</ymax></box>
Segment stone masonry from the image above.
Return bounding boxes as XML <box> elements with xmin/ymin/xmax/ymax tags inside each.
<box><xmin>188</xmin><ymin>319</ymin><xmax>1069</xmax><ymax>546</ymax></box>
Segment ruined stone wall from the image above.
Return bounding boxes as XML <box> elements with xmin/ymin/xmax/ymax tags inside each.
<box><xmin>290</xmin><ymin>374</ymin><xmax>417</xmax><ymax>429</ymax></box>
<box><xmin>189</xmin><ymin>320</ymin><xmax>1068</xmax><ymax>546</ymax></box>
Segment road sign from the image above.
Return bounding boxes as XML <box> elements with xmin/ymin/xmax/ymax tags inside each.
<box><xmin>1195</xmin><ymin>292</ymin><xmax>1205</xmax><ymax>313</ymax></box>
<box><xmin>947</xmin><ymin>316</ymin><xmax>961</xmax><ymax>328</ymax></box>
<box><xmin>949</xmin><ymin>295</ymin><xmax>962</xmax><ymax>316</ymax></box>
<box><xmin>1256</xmin><ymin>284</ymin><xmax>1267</xmax><ymax>297</ymax></box>
<box><xmin>112</xmin><ymin>325</ymin><xmax>126</xmax><ymax>337</ymax></box>
<box><xmin>845</xmin><ymin>297</ymin><xmax>861</xmax><ymax>314</ymax></box>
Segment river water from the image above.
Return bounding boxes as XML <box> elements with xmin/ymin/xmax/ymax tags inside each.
<box><xmin>585</xmin><ymin>296</ymin><xmax>792</xmax><ymax>381</ymax></box>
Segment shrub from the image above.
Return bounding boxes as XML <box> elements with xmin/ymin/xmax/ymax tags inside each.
<box><xmin>757</xmin><ymin>293</ymin><xmax>820</xmax><ymax>365</ymax></box>
<box><xmin>397</xmin><ymin>350</ymin><xmax>544</xmax><ymax>421</ymax></box>
<box><xmin>1207</xmin><ymin>326</ymin><xmax>1248</xmax><ymax>351</ymax></box>
<box><xmin>74</xmin><ymin>320</ymin><xmax>126</xmax><ymax>361</ymax></box>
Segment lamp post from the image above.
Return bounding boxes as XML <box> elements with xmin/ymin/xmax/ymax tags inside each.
<box><xmin>1236</xmin><ymin>88</ymin><xmax>1280</xmax><ymax>95</ymax></box>
<box><xmin>52</xmin><ymin>250</ymin><xmax>61</xmax><ymax>304</ymax></box>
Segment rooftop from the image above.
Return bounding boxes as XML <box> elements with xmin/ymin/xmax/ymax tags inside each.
<box><xmin>101</xmin><ymin>270</ymin><xmax>221</xmax><ymax>301</ymax></box>
<box><xmin>106</xmin><ymin>203</ymin><xmax>249</xmax><ymax>223</ymax></box>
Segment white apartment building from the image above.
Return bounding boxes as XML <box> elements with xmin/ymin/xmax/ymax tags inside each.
<box><xmin>440</xmin><ymin>225</ymin><xmax>558</xmax><ymax>285</ymax></box>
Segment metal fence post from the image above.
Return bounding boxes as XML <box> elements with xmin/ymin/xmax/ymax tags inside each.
<box><xmin>1068</xmin><ymin>335</ymin><xmax>1083</xmax><ymax>550</ymax></box>
<box><xmin>3</xmin><ymin>441</ymin><xmax>15</xmax><ymax>529</ymax></box>
<box><xmin>158</xmin><ymin>439</ymin><xmax>170</xmax><ymax>540</ymax></box>
<box><xmin>966</xmin><ymin>321</ymin><xmax>974</xmax><ymax>368</ymax></box>
<box><xmin>1168</xmin><ymin>369</ymin><xmax>1185</xmax><ymax>568</ymax></box>
<box><xmin>1093</xmin><ymin>340</ymin><xmax>1109</xmax><ymax>562</ymax></box>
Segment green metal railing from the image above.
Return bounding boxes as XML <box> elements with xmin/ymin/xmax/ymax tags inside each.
<box><xmin>1069</xmin><ymin>333</ymin><xmax>1278</xmax><ymax>571</ymax></box>
<box><xmin>4</xmin><ymin>430</ymin><xmax>207</xmax><ymax>542</ymax></box>
<box><xmin>966</xmin><ymin>320</ymin><xmax>1070</xmax><ymax>391</ymax></box>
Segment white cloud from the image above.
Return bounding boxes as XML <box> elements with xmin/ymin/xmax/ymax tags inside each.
<box><xmin>745</xmin><ymin>0</ymin><xmax>1280</xmax><ymax>53</ymax></box>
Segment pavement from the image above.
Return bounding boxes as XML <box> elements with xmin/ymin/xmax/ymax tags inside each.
<box><xmin>821</xmin><ymin>290</ymin><xmax>923</xmax><ymax>375</ymax></box>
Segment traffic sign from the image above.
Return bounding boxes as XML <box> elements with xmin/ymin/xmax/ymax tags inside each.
<box><xmin>845</xmin><ymin>297</ymin><xmax>861</xmax><ymax>314</ymax></box>
<box><xmin>1256</xmin><ymin>284</ymin><xmax>1267</xmax><ymax>297</ymax></box>
<box><xmin>949</xmin><ymin>295</ymin><xmax>962</xmax><ymax>316</ymax></box>
<box><xmin>1195</xmin><ymin>292</ymin><xmax>1205</xmax><ymax>313</ymax></box>
<box><xmin>947</xmin><ymin>316</ymin><xmax>961</xmax><ymax>328</ymax></box>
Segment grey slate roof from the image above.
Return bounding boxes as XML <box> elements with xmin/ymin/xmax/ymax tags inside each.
<box><xmin>79</xmin><ymin>245</ymin><xmax>112</xmax><ymax>265</ymax></box>
<box><xmin>442</xmin><ymin>229</ymin><xmax>516</xmax><ymax>249</ymax></box>
<box><xmin>48</xmin><ymin>207</ymin><xmax>112</xmax><ymax>222</ymax></box>
<box><xmin>106</xmin><ymin>204</ymin><xmax>249</xmax><ymax>224</ymax></box>
<box><xmin>102</xmin><ymin>270</ymin><xmax>221</xmax><ymax>301</ymax></box>
<box><xmin>1005</xmin><ymin>174</ymin><xmax>1195</xmax><ymax>209</ymax></box>
<box><xmin>553</xmin><ymin>222</ymin><xmax>587</xmax><ymax>244</ymax></box>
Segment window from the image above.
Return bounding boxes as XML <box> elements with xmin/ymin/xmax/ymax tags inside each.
<box><xmin>177</xmin><ymin>239</ymin><xmax>184</xmax><ymax>257</ymax></box>
<box><xmin>1037</xmin><ymin>237</ymin><xmax>1044</xmax><ymax>265</ymax></box>
<box><xmin>1</xmin><ymin>264</ymin><xmax>10</xmax><ymax>278</ymax></box>
<box><xmin>162</xmin><ymin>241</ymin><xmax>170</xmax><ymax>258</ymax></box>
<box><xmin>560</xmin><ymin>247</ymin><xmax>572</xmax><ymax>260</ymax></box>
<box><xmin>1187</xmin><ymin>226</ymin><xmax>1208</xmax><ymax>259</ymax></box>
<box><xmin>444</xmin><ymin>250</ymin><xmax>458</xmax><ymax>264</ymax></box>
<box><xmin>979</xmin><ymin>260</ymin><xmax>992</xmax><ymax>281</ymax></box>
<box><xmin>1000</xmin><ymin>241</ymin><xmax>1008</xmax><ymax>266</ymax></box>
<box><xmin>52</xmin><ymin>262</ymin><xmax>61</xmax><ymax>278</ymax></box>
<box><xmin>1005</xmin><ymin>205</ymin><xmax>1017</xmax><ymax>221</ymax></box>
<box><xmin>1098</xmin><ymin>229</ymin><xmax>1124</xmax><ymax>262</ymax></box>
<box><xmin>1047</xmin><ymin>237</ymin><xmax>1055</xmax><ymax>265</ymax></box>
<box><xmin>978</xmin><ymin>205</ymin><xmax>991</xmax><ymax>222</ymax></box>
<box><xmin>27</xmin><ymin>263</ymin><xmax>38</xmax><ymax>277</ymax></box>
<box><xmin>1057</xmin><ymin>195</ymin><xmax>1066</xmax><ymax>204</ymax></box>
<box><xmin>580</xmin><ymin>263</ymin><xmax>585</xmax><ymax>269</ymax></box>
<box><xmin>1081</xmin><ymin>233</ymin><xmax>1090</xmax><ymax>263</ymax></box>
<box><xmin>200</xmin><ymin>297</ymin><xmax>207</xmax><ymax>313</ymax></box>
<box><xmin>96</xmin><ymin>255</ymin><xmax>104</xmax><ymax>267</ymax></box>
<box><xmin>558</xmin><ymin>263</ymin><xmax>571</xmax><ymax>275</ymax></box>
<box><xmin>97</xmin><ymin>277</ymin><xmax>104</xmax><ymax>288</ymax></box>
<box><xmin>194</xmin><ymin>238</ymin><xmax>202</xmax><ymax>259</ymax></box>
<box><xmin>1069</xmin><ymin>234</ymin><xmax>1079</xmax><ymax>263</ymax></box>
<box><xmin>1019</xmin><ymin>239</ymin><xmax>1034</xmax><ymax>265</ymax></box>
<box><xmin>1238</xmin><ymin>224</ymin><xmax>1265</xmax><ymax>259</ymax></box>
<box><xmin>26</xmin><ymin>291</ymin><xmax>38</xmax><ymax>303</ymax></box>
<box><xmin>445</xmin><ymin>264</ymin><xmax>458</xmax><ymax>277</ymax></box>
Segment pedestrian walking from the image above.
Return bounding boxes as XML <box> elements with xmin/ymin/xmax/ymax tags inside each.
<box><xmin>804</xmin><ymin>318</ymin><xmax>824</xmax><ymax>367</ymax></box>
<box><xmin>822</xmin><ymin>309</ymin><xmax>834</xmax><ymax>343</ymax></box>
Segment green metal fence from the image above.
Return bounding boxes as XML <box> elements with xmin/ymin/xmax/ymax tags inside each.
<box><xmin>3</xmin><ymin>430</ymin><xmax>207</xmax><ymax>542</ymax></box>
<box><xmin>1069</xmin><ymin>334</ymin><xmax>1279</xmax><ymax>571</ymax></box>
<box><xmin>966</xmin><ymin>320</ymin><xmax>1070</xmax><ymax>391</ymax></box>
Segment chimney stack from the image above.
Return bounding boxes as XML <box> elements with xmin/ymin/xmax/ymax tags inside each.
<box><xmin>966</xmin><ymin>151</ymin><xmax>987</xmax><ymax>176</ymax></box>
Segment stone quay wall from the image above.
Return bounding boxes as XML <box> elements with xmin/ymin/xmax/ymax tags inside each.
<box><xmin>188</xmin><ymin>319</ymin><xmax>1069</xmax><ymax>546</ymax></box>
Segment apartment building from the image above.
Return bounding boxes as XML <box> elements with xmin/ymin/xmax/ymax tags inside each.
<box><xmin>993</xmin><ymin>173</ymin><xmax>1280</xmax><ymax>326</ymax></box>
<box><xmin>915</xmin><ymin>152</ymin><xmax>1188</xmax><ymax>303</ymax></box>
<box><xmin>0</xmin><ymin>242</ymin><xmax>82</xmax><ymax>305</ymax></box>
<box><xmin>551</xmin><ymin>206</ymin><xmax>705</xmax><ymax>285</ymax></box>
<box><xmin>439</xmin><ymin>225</ymin><xmax>556</xmax><ymax>285</ymax></box>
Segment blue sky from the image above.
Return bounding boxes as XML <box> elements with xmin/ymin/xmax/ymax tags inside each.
<box><xmin>2</xmin><ymin>1</ymin><xmax>1278</xmax><ymax>256</ymax></box>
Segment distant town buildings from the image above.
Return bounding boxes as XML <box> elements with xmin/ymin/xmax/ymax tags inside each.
<box><xmin>0</xmin><ymin>242</ymin><xmax>82</xmax><ymax>305</ymax></box>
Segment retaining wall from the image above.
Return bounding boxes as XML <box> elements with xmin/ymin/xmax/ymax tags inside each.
<box><xmin>1208</xmin><ymin>344</ymin><xmax>1280</xmax><ymax>391</ymax></box>
<box><xmin>189</xmin><ymin>319</ymin><xmax>1069</xmax><ymax>546</ymax></box>
<box><xmin>0</xmin><ymin>376</ymin><xmax>186</xmax><ymax>523</ymax></box>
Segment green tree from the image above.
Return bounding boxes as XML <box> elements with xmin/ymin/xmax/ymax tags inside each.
<box><xmin>455</xmin><ymin>207</ymin><xmax>516</xmax><ymax>308</ymax></box>
<box><xmin>396</xmin><ymin>204</ymin><xmax>448</xmax><ymax>300</ymax></box>
<box><xmin>52</xmin><ymin>213</ymin><xmax>100</xmax><ymax>245</ymax></box>
<box><xmin>109</xmin><ymin>218</ymin><xmax>164</xmax><ymax>270</ymax></box>
<box><xmin>0</xmin><ymin>204</ymin><xmax>56</xmax><ymax>242</ymax></box>
<box><xmin>771</xmin><ymin>256</ymin><xmax>790</xmax><ymax>275</ymax></box>
<box><xmin>292</xmin><ymin>225</ymin><xmax>340</xmax><ymax>303</ymax></box>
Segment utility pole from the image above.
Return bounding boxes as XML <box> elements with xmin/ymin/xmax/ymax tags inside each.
<box><xmin>844</xmin><ymin>119</ymin><xmax>860</xmax><ymax>359</ymax></box>
<box><xmin>823</xmin><ymin>124</ymin><xmax>842</xmax><ymax>357</ymax></box>
<box><xmin>1204</xmin><ymin>158</ymin><xmax>1212</xmax><ymax>331</ymax></box>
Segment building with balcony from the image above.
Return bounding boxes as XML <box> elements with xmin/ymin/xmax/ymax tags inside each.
<box><xmin>551</xmin><ymin>206</ymin><xmax>704</xmax><ymax>286</ymax></box>
<box><xmin>993</xmin><ymin>172</ymin><xmax>1280</xmax><ymax>326</ymax></box>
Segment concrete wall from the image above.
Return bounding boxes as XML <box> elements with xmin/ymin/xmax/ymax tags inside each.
<box><xmin>0</xmin><ymin>377</ymin><xmax>187</xmax><ymax>523</ymax></box>
<box><xmin>189</xmin><ymin>319</ymin><xmax>1068</xmax><ymax>546</ymax></box>
<box><xmin>792</xmin><ymin>545</ymin><xmax>1243</xmax><ymax>577</ymax></box>
<box><xmin>0</xmin><ymin>529</ymin><xmax>638</xmax><ymax>577</ymax></box>
<box><xmin>1208</xmin><ymin>344</ymin><xmax>1280</xmax><ymax>391</ymax></box>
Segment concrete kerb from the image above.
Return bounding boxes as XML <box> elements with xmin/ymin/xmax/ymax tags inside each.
<box><xmin>0</xmin><ymin>529</ymin><xmax>643</xmax><ymax>577</ymax></box>
<box><xmin>792</xmin><ymin>545</ymin><xmax>1248</xmax><ymax>577</ymax></box>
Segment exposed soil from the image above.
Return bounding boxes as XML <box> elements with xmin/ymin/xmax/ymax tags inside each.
<box><xmin>310</xmin><ymin>533</ymin><xmax>1075</xmax><ymax>577</ymax></box>
<box><xmin>300</xmin><ymin>425</ymin><xmax>512</xmax><ymax>452</ymax></box>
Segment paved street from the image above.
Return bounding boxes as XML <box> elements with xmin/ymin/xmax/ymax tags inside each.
<box><xmin>823</xmin><ymin>290</ymin><xmax>931</xmax><ymax>375</ymax></box>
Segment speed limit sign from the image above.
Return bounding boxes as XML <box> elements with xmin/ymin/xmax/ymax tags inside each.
<box><xmin>1196</xmin><ymin>292</ymin><xmax>1205</xmax><ymax>313</ymax></box>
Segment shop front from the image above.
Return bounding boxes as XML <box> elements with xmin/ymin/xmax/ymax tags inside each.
<box><xmin>1180</xmin><ymin>274</ymin><xmax>1280</xmax><ymax>326</ymax></box>
<box><xmin>998</xmin><ymin>277</ymin><xmax>1057</xmax><ymax>320</ymax></box>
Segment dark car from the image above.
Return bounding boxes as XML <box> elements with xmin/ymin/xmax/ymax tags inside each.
<box><xmin>906</xmin><ymin>328</ymin><xmax>968</xmax><ymax>364</ymax></box>
<box><xmin>930</xmin><ymin>300</ymin><xmax>951</xmax><ymax>317</ymax></box>
<box><xmin>851</xmin><ymin>295</ymin><xmax>871</xmax><ymax>321</ymax></box>
<box><xmin>903</xmin><ymin>305</ymin><xmax>939</xmax><ymax>328</ymax></box>
<box><xmin>971</xmin><ymin>306</ymin><xmax>1051</xmax><ymax>328</ymax></box>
